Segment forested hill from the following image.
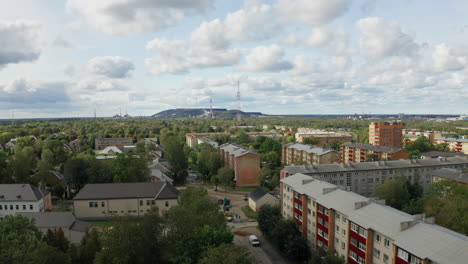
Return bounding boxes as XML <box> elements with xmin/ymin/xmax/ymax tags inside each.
<box><xmin>151</xmin><ymin>108</ymin><xmax>265</xmax><ymax>119</ymax></box>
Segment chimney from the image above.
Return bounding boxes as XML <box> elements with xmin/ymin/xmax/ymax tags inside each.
<box><xmin>354</xmin><ymin>201</ymin><xmax>370</xmax><ymax>209</ymax></box>
<box><xmin>400</xmin><ymin>220</ymin><xmax>419</xmax><ymax>231</ymax></box>
<box><xmin>322</xmin><ymin>187</ymin><xmax>337</xmax><ymax>194</ymax></box>
<box><xmin>423</xmin><ymin>217</ymin><xmax>436</xmax><ymax>224</ymax></box>
<box><xmin>302</xmin><ymin>178</ymin><xmax>314</xmax><ymax>185</ymax></box>
<box><xmin>370</xmin><ymin>198</ymin><xmax>386</xmax><ymax>205</ymax></box>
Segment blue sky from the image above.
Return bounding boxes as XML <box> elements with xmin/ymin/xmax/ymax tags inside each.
<box><xmin>0</xmin><ymin>0</ymin><xmax>467</xmax><ymax>118</ymax></box>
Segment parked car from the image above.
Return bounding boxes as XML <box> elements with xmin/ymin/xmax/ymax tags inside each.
<box><xmin>224</xmin><ymin>211</ymin><xmax>233</xmax><ymax>222</ymax></box>
<box><xmin>248</xmin><ymin>235</ymin><xmax>260</xmax><ymax>247</ymax></box>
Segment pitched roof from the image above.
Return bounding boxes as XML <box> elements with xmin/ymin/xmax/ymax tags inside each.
<box><xmin>431</xmin><ymin>168</ymin><xmax>468</xmax><ymax>184</ymax></box>
<box><xmin>341</xmin><ymin>142</ymin><xmax>405</xmax><ymax>154</ymax></box>
<box><xmin>73</xmin><ymin>182</ymin><xmax>178</xmax><ymax>200</ymax></box>
<box><xmin>421</xmin><ymin>151</ymin><xmax>468</xmax><ymax>158</ymax></box>
<box><xmin>98</xmin><ymin>146</ymin><xmax>123</xmax><ymax>155</ymax></box>
<box><xmin>285</xmin><ymin>143</ymin><xmax>336</xmax><ymax>155</ymax></box>
<box><xmin>248</xmin><ymin>187</ymin><xmax>268</xmax><ymax>201</ymax></box>
<box><xmin>0</xmin><ymin>184</ymin><xmax>49</xmax><ymax>201</ymax></box>
<box><xmin>219</xmin><ymin>143</ymin><xmax>259</xmax><ymax>157</ymax></box>
<box><xmin>18</xmin><ymin>212</ymin><xmax>92</xmax><ymax>232</ymax></box>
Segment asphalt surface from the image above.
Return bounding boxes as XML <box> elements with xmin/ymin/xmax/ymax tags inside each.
<box><xmin>234</xmin><ymin>232</ymin><xmax>287</xmax><ymax>264</ymax></box>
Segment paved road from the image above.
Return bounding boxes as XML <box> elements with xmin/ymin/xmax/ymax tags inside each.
<box><xmin>234</xmin><ymin>231</ymin><xmax>287</xmax><ymax>264</ymax></box>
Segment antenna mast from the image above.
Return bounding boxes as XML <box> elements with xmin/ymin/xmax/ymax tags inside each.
<box><xmin>209</xmin><ymin>98</ymin><xmax>213</xmax><ymax>119</ymax></box>
<box><xmin>237</xmin><ymin>80</ymin><xmax>241</xmax><ymax>126</ymax></box>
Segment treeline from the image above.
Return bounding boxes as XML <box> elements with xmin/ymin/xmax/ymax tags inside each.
<box><xmin>0</xmin><ymin>187</ymin><xmax>252</xmax><ymax>264</ymax></box>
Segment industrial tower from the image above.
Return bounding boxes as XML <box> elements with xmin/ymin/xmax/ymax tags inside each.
<box><xmin>237</xmin><ymin>80</ymin><xmax>241</xmax><ymax>126</ymax></box>
<box><xmin>209</xmin><ymin>98</ymin><xmax>213</xmax><ymax>119</ymax></box>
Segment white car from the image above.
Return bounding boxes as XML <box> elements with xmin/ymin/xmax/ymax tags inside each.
<box><xmin>248</xmin><ymin>235</ymin><xmax>260</xmax><ymax>247</ymax></box>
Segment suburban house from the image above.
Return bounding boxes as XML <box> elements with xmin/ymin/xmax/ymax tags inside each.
<box><xmin>282</xmin><ymin>143</ymin><xmax>341</xmax><ymax>165</ymax></box>
<box><xmin>95</xmin><ymin>137</ymin><xmax>134</xmax><ymax>151</ymax></box>
<box><xmin>18</xmin><ymin>212</ymin><xmax>92</xmax><ymax>244</ymax></box>
<box><xmin>219</xmin><ymin>143</ymin><xmax>261</xmax><ymax>187</ymax></box>
<box><xmin>248</xmin><ymin>187</ymin><xmax>279</xmax><ymax>212</ymax></box>
<box><xmin>73</xmin><ymin>182</ymin><xmax>178</xmax><ymax>220</ymax></box>
<box><xmin>0</xmin><ymin>184</ymin><xmax>52</xmax><ymax>220</ymax></box>
<box><xmin>340</xmin><ymin>142</ymin><xmax>409</xmax><ymax>163</ymax></box>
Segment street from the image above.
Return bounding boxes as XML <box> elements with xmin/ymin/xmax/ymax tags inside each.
<box><xmin>233</xmin><ymin>230</ymin><xmax>287</xmax><ymax>264</ymax></box>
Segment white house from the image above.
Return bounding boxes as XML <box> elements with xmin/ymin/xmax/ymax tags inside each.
<box><xmin>248</xmin><ymin>187</ymin><xmax>279</xmax><ymax>212</ymax></box>
<box><xmin>0</xmin><ymin>184</ymin><xmax>52</xmax><ymax>220</ymax></box>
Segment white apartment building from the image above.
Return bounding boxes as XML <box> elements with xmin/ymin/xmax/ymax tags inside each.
<box><xmin>281</xmin><ymin>173</ymin><xmax>468</xmax><ymax>264</ymax></box>
<box><xmin>0</xmin><ymin>184</ymin><xmax>51</xmax><ymax>220</ymax></box>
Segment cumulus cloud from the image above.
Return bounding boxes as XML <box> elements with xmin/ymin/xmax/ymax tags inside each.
<box><xmin>357</xmin><ymin>17</ymin><xmax>420</xmax><ymax>58</ymax></box>
<box><xmin>431</xmin><ymin>43</ymin><xmax>468</xmax><ymax>72</ymax></box>
<box><xmin>87</xmin><ymin>56</ymin><xmax>135</xmax><ymax>78</ymax></box>
<box><xmin>0</xmin><ymin>20</ymin><xmax>41</xmax><ymax>68</ymax></box>
<box><xmin>145</xmin><ymin>38</ymin><xmax>241</xmax><ymax>75</ymax></box>
<box><xmin>0</xmin><ymin>79</ymin><xmax>69</xmax><ymax>106</ymax></box>
<box><xmin>277</xmin><ymin>0</ymin><xmax>351</xmax><ymax>25</ymax></box>
<box><xmin>53</xmin><ymin>36</ymin><xmax>74</xmax><ymax>49</ymax></box>
<box><xmin>241</xmin><ymin>44</ymin><xmax>293</xmax><ymax>72</ymax></box>
<box><xmin>67</xmin><ymin>0</ymin><xmax>215</xmax><ymax>34</ymax></box>
<box><xmin>289</xmin><ymin>55</ymin><xmax>322</xmax><ymax>76</ymax></box>
<box><xmin>72</xmin><ymin>78</ymin><xmax>131</xmax><ymax>93</ymax></box>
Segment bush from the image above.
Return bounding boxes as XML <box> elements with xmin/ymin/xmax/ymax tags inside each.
<box><xmin>241</xmin><ymin>205</ymin><xmax>258</xmax><ymax>219</ymax></box>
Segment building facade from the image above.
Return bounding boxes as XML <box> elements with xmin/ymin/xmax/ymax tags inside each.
<box><xmin>219</xmin><ymin>143</ymin><xmax>261</xmax><ymax>187</ymax></box>
<box><xmin>0</xmin><ymin>184</ymin><xmax>52</xmax><ymax>220</ymax></box>
<box><xmin>95</xmin><ymin>137</ymin><xmax>134</xmax><ymax>151</ymax></box>
<box><xmin>369</xmin><ymin>122</ymin><xmax>403</xmax><ymax>148</ymax></box>
<box><xmin>280</xmin><ymin>156</ymin><xmax>468</xmax><ymax>196</ymax></box>
<box><xmin>340</xmin><ymin>143</ymin><xmax>409</xmax><ymax>163</ymax></box>
<box><xmin>282</xmin><ymin>143</ymin><xmax>341</xmax><ymax>165</ymax></box>
<box><xmin>281</xmin><ymin>173</ymin><xmax>468</xmax><ymax>264</ymax></box>
<box><xmin>434</xmin><ymin>137</ymin><xmax>468</xmax><ymax>153</ymax></box>
<box><xmin>73</xmin><ymin>182</ymin><xmax>178</xmax><ymax>220</ymax></box>
<box><xmin>295</xmin><ymin>132</ymin><xmax>353</xmax><ymax>144</ymax></box>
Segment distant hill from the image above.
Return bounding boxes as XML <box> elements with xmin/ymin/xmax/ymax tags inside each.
<box><xmin>151</xmin><ymin>108</ymin><xmax>265</xmax><ymax>119</ymax></box>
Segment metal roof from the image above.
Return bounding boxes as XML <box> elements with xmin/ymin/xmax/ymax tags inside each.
<box><xmin>285</xmin><ymin>143</ymin><xmax>336</xmax><ymax>155</ymax></box>
<box><xmin>73</xmin><ymin>182</ymin><xmax>178</xmax><ymax>200</ymax></box>
<box><xmin>18</xmin><ymin>212</ymin><xmax>92</xmax><ymax>232</ymax></box>
<box><xmin>431</xmin><ymin>168</ymin><xmax>468</xmax><ymax>184</ymax></box>
<box><xmin>219</xmin><ymin>143</ymin><xmax>259</xmax><ymax>157</ymax></box>
<box><xmin>0</xmin><ymin>184</ymin><xmax>49</xmax><ymax>201</ymax></box>
<box><xmin>341</xmin><ymin>142</ymin><xmax>405</xmax><ymax>154</ymax></box>
<box><xmin>248</xmin><ymin>187</ymin><xmax>269</xmax><ymax>201</ymax></box>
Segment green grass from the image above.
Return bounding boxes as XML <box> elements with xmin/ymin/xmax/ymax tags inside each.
<box><xmin>237</xmin><ymin>187</ymin><xmax>257</xmax><ymax>192</ymax></box>
<box><xmin>241</xmin><ymin>205</ymin><xmax>258</xmax><ymax>219</ymax></box>
<box><xmin>88</xmin><ymin>220</ymin><xmax>109</xmax><ymax>227</ymax></box>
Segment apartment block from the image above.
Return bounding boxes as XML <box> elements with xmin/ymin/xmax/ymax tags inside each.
<box><xmin>282</xmin><ymin>143</ymin><xmax>341</xmax><ymax>165</ymax></box>
<box><xmin>430</xmin><ymin>168</ymin><xmax>468</xmax><ymax>185</ymax></box>
<box><xmin>296</xmin><ymin>132</ymin><xmax>353</xmax><ymax>144</ymax></box>
<box><xmin>340</xmin><ymin>143</ymin><xmax>409</xmax><ymax>163</ymax></box>
<box><xmin>219</xmin><ymin>143</ymin><xmax>261</xmax><ymax>187</ymax></box>
<box><xmin>73</xmin><ymin>182</ymin><xmax>178</xmax><ymax>220</ymax></box>
<box><xmin>369</xmin><ymin>122</ymin><xmax>403</xmax><ymax>148</ymax></box>
<box><xmin>280</xmin><ymin>156</ymin><xmax>468</xmax><ymax>196</ymax></box>
<box><xmin>434</xmin><ymin>137</ymin><xmax>468</xmax><ymax>153</ymax></box>
<box><xmin>95</xmin><ymin>137</ymin><xmax>134</xmax><ymax>151</ymax></box>
<box><xmin>0</xmin><ymin>184</ymin><xmax>52</xmax><ymax>220</ymax></box>
<box><xmin>281</xmin><ymin>173</ymin><xmax>468</xmax><ymax>264</ymax></box>
<box><xmin>403</xmin><ymin>130</ymin><xmax>456</xmax><ymax>144</ymax></box>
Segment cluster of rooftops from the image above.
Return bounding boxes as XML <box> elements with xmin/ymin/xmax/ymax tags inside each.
<box><xmin>219</xmin><ymin>143</ymin><xmax>258</xmax><ymax>157</ymax></box>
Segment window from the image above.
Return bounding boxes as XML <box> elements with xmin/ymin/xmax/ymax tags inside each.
<box><xmin>23</xmin><ymin>205</ymin><xmax>26</xmax><ymax>210</ymax></box>
<box><xmin>398</xmin><ymin>249</ymin><xmax>409</xmax><ymax>260</ymax></box>
<box><xmin>342</xmin><ymin>217</ymin><xmax>346</xmax><ymax>224</ymax></box>
<box><xmin>349</xmin><ymin>250</ymin><xmax>357</xmax><ymax>260</ymax></box>
<box><xmin>10</xmin><ymin>205</ymin><xmax>13</xmax><ymax>210</ymax></box>
<box><xmin>375</xmin><ymin>234</ymin><xmax>381</xmax><ymax>243</ymax></box>
<box><xmin>151</xmin><ymin>200</ymin><xmax>155</xmax><ymax>205</ymax></box>
<box><xmin>147</xmin><ymin>200</ymin><xmax>151</xmax><ymax>206</ymax></box>
<box><xmin>140</xmin><ymin>200</ymin><xmax>143</xmax><ymax>206</ymax></box>
<box><xmin>16</xmin><ymin>205</ymin><xmax>19</xmax><ymax>210</ymax></box>
<box><xmin>336</xmin><ymin>225</ymin><xmax>340</xmax><ymax>232</ymax></box>
<box><xmin>89</xmin><ymin>202</ymin><xmax>98</xmax><ymax>208</ymax></box>
<box><xmin>341</xmin><ymin>242</ymin><xmax>345</xmax><ymax>249</ymax></box>
<box><xmin>342</xmin><ymin>229</ymin><xmax>346</xmax><ymax>236</ymax></box>
<box><xmin>165</xmin><ymin>201</ymin><xmax>169</xmax><ymax>207</ymax></box>
<box><xmin>384</xmin><ymin>238</ymin><xmax>390</xmax><ymax>248</ymax></box>
<box><xmin>101</xmin><ymin>202</ymin><xmax>105</xmax><ymax>207</ymax></box>
<box><xmin>318</xmin><ymin>229</ymin><xmax>327</xmax><ymax>240</ymax></box>
<box><xmin>307</xmin><ymin>209</ymin><xmax>311</xmax><ymax>214</ymax></box>
<box><xmin>374</xmin><ymin>248</ymin><xmax>381</xmax><ymax>259</ymax></box>
<box><xmin>335</xmin><ymin>238</ymin><xmax>339</xmax><ymax>244</ymax></box>
<box><xmin>358</xmin><ymin>242</ymin><xmax>366</xmax><ymax>251</ymax></box>
<box><xmin>383</xmin><ymin>254</ymin><xmax>389</xmax><ymax>264</ymax></box>
<box><xmin>350</xmin><ymin>237</ymin><xmax>358</xmax><ymax>246</ymax></box>
<box><xmin>336</xmin><ymin>213</ymin><xmax>340</xmax><ymax>220</ymax></box>
<box><xmin>30</xmin><ymin>205</ymin><xmax>33</xmax><ymax>210</ymax></box>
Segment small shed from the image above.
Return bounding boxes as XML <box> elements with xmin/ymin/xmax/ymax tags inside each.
<box><xmin>248</xmin><ymin>187</ymin><xmax>279</xmax><ymax>212</ymax></box>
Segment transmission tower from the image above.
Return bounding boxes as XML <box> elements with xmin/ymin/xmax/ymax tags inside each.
<box><xmin>236</xmin><ymin>80</ymin><xmax>241</xmax><ymax>126</ymax></box>
<box><xmin>209</xmin><ymin>97</ymin><xmax>213</xmax><ymax>119</ymax></box>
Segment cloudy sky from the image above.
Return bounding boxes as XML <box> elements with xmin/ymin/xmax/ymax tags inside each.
<box><xmin>1</xmin><ymin>0</ymin><xmax>468</xmax><ymax>118</ymax></box>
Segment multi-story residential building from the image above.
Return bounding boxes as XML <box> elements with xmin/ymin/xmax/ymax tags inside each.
<box><xmin>434</xmin><ymin>137</ymin><xmax>468</xmax><ymax>153</ymax></box>
<box><xmin>0</xmin><ymin>184</ymin><xmax>52</xmax><ymax>220</ymax></box>
<box><xmin>280</xmin><ymin>173</ymin><xmax>468</xmax><ymax>264</ymax></box>
<box><xmin>219</xmin><ymin>143</ymin><xmax>261</xmax><ymax>187</ymax></box>
<box><xmin>340</xmin><ymin>143</ymin><xmax>409</xmax><ymax>163</ymax></box>
<box><xmin>420</xmin><ymin>151</ymin><xmax>468</xmax><ymax>159</ymax></box>
<box><xmin>295</xmin><ymin>132</ymin><xmax>354</xmax><ymax>144</ymax></box>
<box><xmin>402</xmin><ymin>130</ymin><xmax>456</xmax><ymax>144</ymax></box>
<box><xmin>282</xmin><ymin>143</ymin><xmax>340</xmax><ymax>165</ymax></box>
<box><xmin>73</xmin><ymin>182</ymin><xmax>178</xmax><ymax>220</ymax></box>
<box><xmin>280</xmin><ymin>156</ymin><xmax>468</xmax><ymax>196</ymax></box>
<box><xmin>95</xmin><ymin>137</ymin><xmax>134</xmax><ymax>151</ymax></box>
<box><xmin>185</xmin><ymin>133</ymin><xmax>226</xmax><ymax>148</ymax></box>
<box><xmin>430</xmin><ymin>168</ymin><xmax>468</xmax><ymax>185</ymax></box>
<box><xmin>369</xmin><ymin>122</ymin><xmax>403</xmax><ymax>148</ymax></box>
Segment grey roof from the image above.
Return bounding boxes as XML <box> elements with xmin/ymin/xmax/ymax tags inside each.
<box><xmin>431</xmin><ymin>168</ymin><xmax>468</xmax><ymax>184</ymax></box>
<box><xmin>149</xmin><ymin>160</ymin><xmax>174</xmax><ymax>183</ymax></box>
<box><xmin>73</xmin><ymin>182</ymin><xmax>178</xmax><ymax>200</ymax></box>
<box><xmin>421</xmin><ymin>151</ymin><xmax>468</xmax><ymax>158</ymax></box>
<box><xmin>284</xmin><ymin>143</ymin><xmax>336</xmax><ymax>155</ymax></box>
<box><xmin>249</xmin><ymin>187</ymin><xmax>268</xmax><ymax>201</ymax></box>
<box><xmin>341</xmin><ymin>142</ymin><xmax>405</xmax><ymax>154</ymax></box>
<box><xmin>219</xmin><ymin>143</ymin><xmax>259</xmax><ymax>157</ymax></box>
<box><xmin>281</xmin><ymin>173</ymin><xmax>468</xmax><ymax>264</ymax></box>
<box><xmin>435</xmin><ymin>137</ymin><xmax>468</xmax><ymax>142</ymax></box>
<box><xmin>283</xmin><ymin>156</ymin><xmax>468</xmax><ymax>174</ymax></box>
<box><xmin>18</xmin><ymin>212</ymin><xmax>92</xmax><ymax>232</ymax></box>
<box><xmin>0</xmin><ymin>184</ymin><xmax>49</xmax><ymax>201</ymax></box>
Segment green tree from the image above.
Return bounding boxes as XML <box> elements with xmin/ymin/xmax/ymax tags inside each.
<box><xmin>405</xmin><ymin>136</ymin><xmax>434</xmax><ymax>153</ymax></box>
<box><xmin>111</xmin><ymin>153</ymin><xmax>150</xmax><ymax>183</ymax></box>
<box><xmin>235</xmin><ymin>131</ymin><xmax>251</xmax><ymax>145</ymax></box>
<box><xmin>87</xmin><ymin>159</ymin><xmax>113</xmax><ymax>183</ymax></box>
<box><xmin>11</xmin><ymin>146</ymin><xmax>36</xmax><ymax>183</ymax></box>
<box><xmin>271</xmin><ymin>219</ymin><xmax>310</xmax><ymax>261</ymax></box>
<box><xmin>0</xmin><ymin>150</ymin><xmax>10</xmax><ymax>183</ymax></box>
<box><xmin>200</xmin><ymin>244</ymin><xmax>252</xmax><ymax>264</ymax></box>
<box><xmin>69</xmin><ymin>229</ymin><xmax>101</xmax><ymax>264</ymax></box>
<box><xmin>197</xmin><ymin>145</ymin><xmax>222</xmax><ymax>181</ymax></box>
<box><xmin>321</xmin><ymin>255</ymin><xmax>347</xmax><ymax>264</ymax></box>
<box><xmin>64</xmin><ymin>158</ymin><xmax>89</xmax><ymax>194</ymax></box>
<box><xmin>43</xmin><ymin>228</ymin><xmax>70</xmax><ymax>253</ymax></box>
<box><xmin>216</xmin><ymin>167</ymin><xmax>235</xmax><ymax>190</ymax></box>
<box><xmin>258</xmin><ymin>204</ymin><xmax>282</xmax><ymax>238</ymax></box>
<box><xmin>262</xmin><ymin>151</ymin><xmax>281</xmax><ymax>168</ymax></box>
<box><xmin>366</xmin><ymin>153</ymin><xmax>378</xmax><ymax>161</ymax></box>
<box><xmin>302</xmin><ymin>137</ymin><xmax>318</xmax><ymax>145</ymax></box>
<box><xmin>372</xmin><ymin>176</ymin><xmax>411</xmax><ymax>210</ymax></box>
<box><xmin>164</xmin><ymin>136</ymin><xmax>188</xmax><ymax>184</ymax></box>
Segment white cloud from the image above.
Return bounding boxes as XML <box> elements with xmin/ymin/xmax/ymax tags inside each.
<box><xmin>289</xmin><ymin>55</ymin><xmax>322</xmax><ymax>76</ymax></box>
<box><xmin>306</xmin><ymin>28</ymin><xmax>332</xmax><ymax>47</ymax></box>
<box><xmin>431</xmin><ymin>43</ymin><xmax>468</xmax><ymax>72</ymax></box>
<box><xmin>53</xmin><ymin>35</ymin><xmax>74</xmax><ymax>48</ymax></box>
<box><xmin>442</xmin><ymin>72</ymin><xmax>468</xmax><ymax>89</ymax></box>
<box><xmin>72</xmin><ymin>78</ymin><xmax>130</xmax><ymax>93</ymax></box>
<box><xmin>67</xmin><ymin>0</ymin><xmax>215</xmax><ymax>35</ymax></box>
<box><xmin>305</xmin><ymin>28</ymin><xmax>350</xmax><ymax>56</ymax></box>
<box><xmin>145</xmin><ymin>38</ymin><xmax>241</xmax><ymax>75</ymax></box>
<box><xmin>277</xmin><ymin>0</ymin><xmax>351</xmax><ymax>25</ymax></box>
<box><xmin>241</xmin><ymin>44</ymin><xmax>293</xmax><ymax>72</ymax></box>
<box><xmin>0</xmin><ymin>79</ymin><xmax>69</xmax><ymax>107</ymax></box>
<box><xmin>88</xmin><ymin>56</ymin><xmax>135</xmax><ymax>78</ymax></box>
<box><xmin>357</xmin><ymin>17</ymin><xmax>420</xmax><ymax>58</ymax></box>
<box><xmin>0</xmin><ymin>20</ymin><xmax>41</xmax><ymax>68</ymax></box>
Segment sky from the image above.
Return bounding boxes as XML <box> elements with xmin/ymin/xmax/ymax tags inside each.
<box><xmin>0</xmin><ymin>0</ymin><xmax>468</xmax><ymax>118</ymax></box>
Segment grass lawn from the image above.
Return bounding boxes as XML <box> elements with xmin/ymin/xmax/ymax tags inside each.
<box><xmin>237</xmin><ymin>187</ymin><xmax>257</xmax><ymax>192</ymax></box>
<box><xmin>241</xmin><ymin>205</ymin><xmax>258</xmax><ymax>219</ymax></box>
<box><xmin>88</xmin><ymin>220</ymin><xmax>109</xmax><ymax>227</ymax></box>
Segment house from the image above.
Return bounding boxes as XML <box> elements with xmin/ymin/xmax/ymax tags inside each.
<box><xmin>0</xmin><ymin>184</ymin><xmax>52</xmax><ymax>220</ymax></box>
<box><xmin>73</xmin><ymin>182</ymin><xmax>178</xmax><ymax>220</ymax></box>
<box><xmin>149</xmin><ymin>159</ymin><xmax>174</xmax><ymax>183</ymax></box>
<box><xmin>96</xmin><ymin>146</ymin><xmax>123</xmax><ymax>159</ymax></box>
<box><xmin>248</xmin><ymin>187</ymin><xmax>279</xmax><ymax>212</ymax></box>
<box><xmin>5</xmin><ymin>138</ymin><xmax>17</xmax><ymax>149</ymax></box>
<box><xmin>18</xmin><ymin>212</ymin><xmax>92</xmax><ymax>244</ymax></box>
<box><xmin>95</xmin><ymin>137</ymin><xmax>134</xmax><ymax>151</ymax></box>
<box><xmin>219</xmin><ymin>143</ymin><xmax>261</xmax><ymax>187</ymax></box>
<box><xmin>64</xmin><ymin>139</ymin><xmax>81</xmax><ymax>151</ymax></box>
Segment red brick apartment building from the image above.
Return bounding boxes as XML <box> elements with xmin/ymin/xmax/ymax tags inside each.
<box><xmin>340</xmin><ymin>142</ymin><xmax>409</xmax><ymax>163</ymax></box>
<box><xmin>219</xmin><ymin>144</ymin><xmax>260</xmax><ymax>187</ymax></box>
<box><xmin>281</xmin><ymin>173</ymin><xmax>468</xmax><ymax>264</ymax></box>
<box><xmin>369</xmin><ymin>122</ymin><xmax>403</xmax><ymax>148</ymax></box>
